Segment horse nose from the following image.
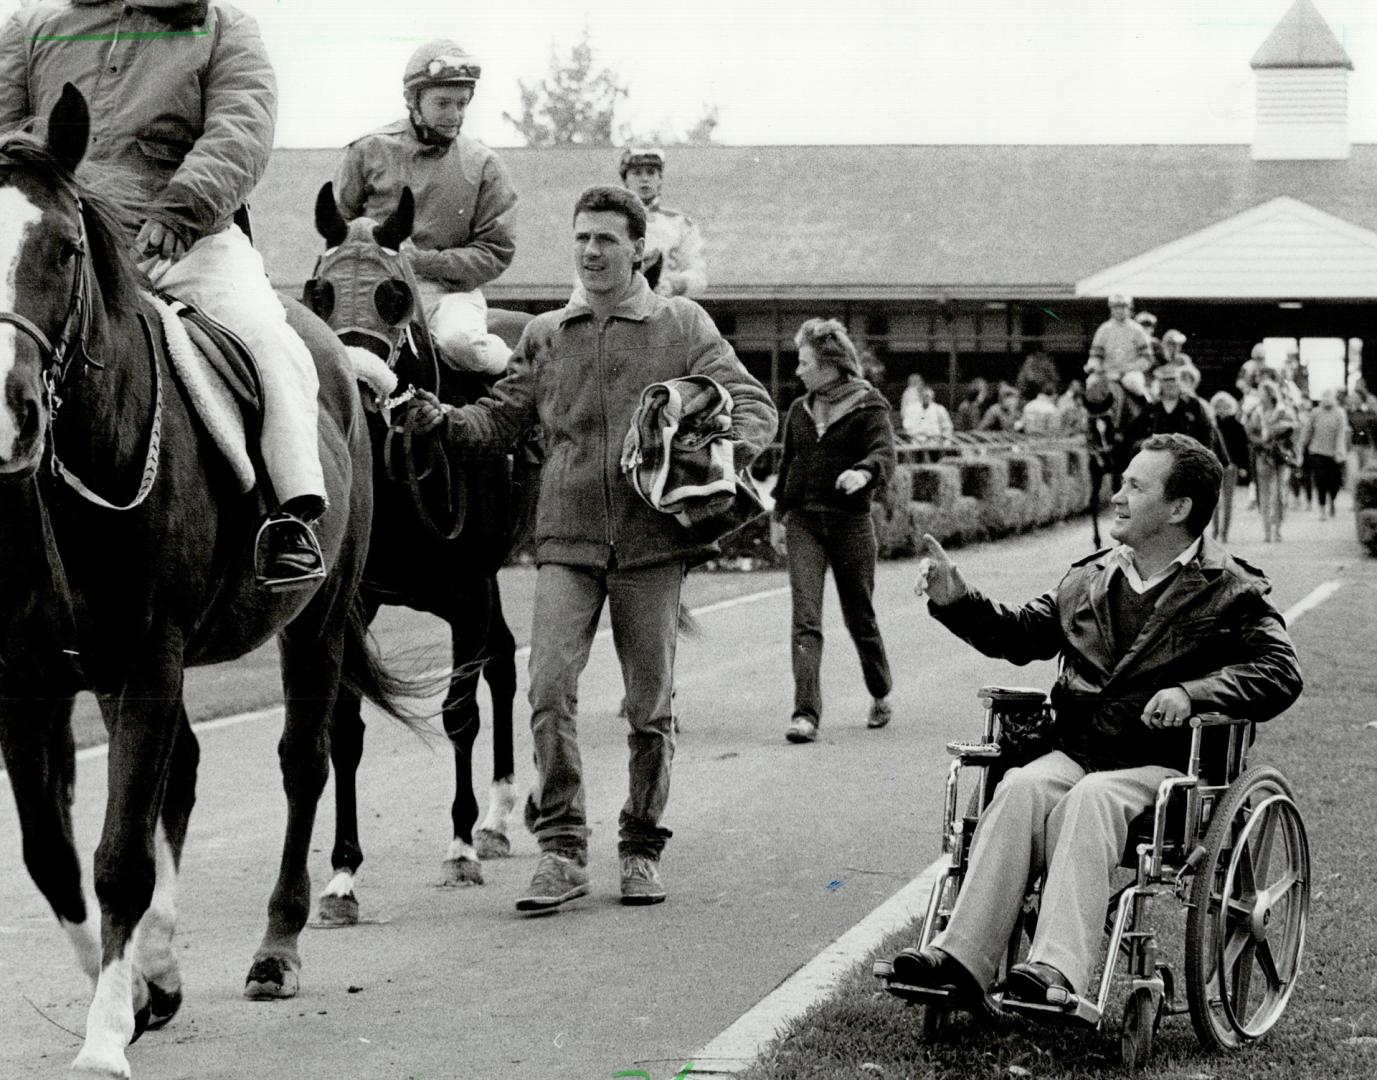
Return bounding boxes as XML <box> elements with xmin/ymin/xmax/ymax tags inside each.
<box><xmin>0</xmin><ymin>372</ymin><xmax>44</xmax><ymax>467</ymax></box>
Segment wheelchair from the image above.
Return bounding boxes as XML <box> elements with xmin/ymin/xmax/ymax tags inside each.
<box><xmin>873</xmin><ymin>685</ymin><xmax>1310</xmax><ymax>1069</ymax></box>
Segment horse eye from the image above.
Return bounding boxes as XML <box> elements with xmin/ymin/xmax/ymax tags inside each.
<box><xmin>58</xmin><ymin>238</ymin><xmax>80</xmax><ymax>263</ymax></box>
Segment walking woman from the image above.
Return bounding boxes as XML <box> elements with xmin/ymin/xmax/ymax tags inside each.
<box><xmin>1209</xmin><ymin>391</ymin><xmax>1250</xmax><ymax>543</ymax></box>
<box><xmin>1245</xmin><ymin>381</ymin><xmax>1297</xmax><ymax>542</ymax></box>
<box><xmin>771</xmin><ymin>319</ymin><xmax>897</xmax><ymax>744</ymax></box>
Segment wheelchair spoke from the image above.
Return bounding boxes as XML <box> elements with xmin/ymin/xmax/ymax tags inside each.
<box><xmin>1248</xmin><ymin>803</ymin><xmax>1280</xmax><ymax>887</ymax></box>
<box><xmin>1255</xmin><ymin>938</ymin><xmax>1283</xmax><ymax>989</ymax></box>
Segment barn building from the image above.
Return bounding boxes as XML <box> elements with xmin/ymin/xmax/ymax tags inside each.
<box><xmin>253</xmin><ymin>0</ymin><xmax>1375</xmax><ymax>408</ymax></box>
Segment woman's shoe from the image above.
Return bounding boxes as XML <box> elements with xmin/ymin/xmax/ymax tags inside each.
<box><xmin>785</xmin><ymin>715</ymin><xmax>819</xmax><ymax>743</ymax></box>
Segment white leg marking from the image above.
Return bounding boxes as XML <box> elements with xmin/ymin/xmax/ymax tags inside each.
<box><xmin>0</xmin><ymin>187</ymin><xmax>45</xmax><ymax>463</ymax></box>
<box><xmin>72</xmin><ymin>954</ymin><xmax>134</xmax><ymax>1078</ymax></box>
<box><xmin>477</xmin><ymin>778</ymin><xmax>516</xmax><ymax>834</ymax></box>
<box><xmin>444</xmin><ymin>839</ymin><xmax>478</xmax><ymax>863</ymax></box>
<box><xmin>59</xmin><ymin>916</ymin><xmax>102</xmax><ymax>989</ymax></box>
<box><xmin>131</xmin><ymin>823</ymin><xmax>179</xmax><ymax>985</ymax></box>
<box><xmin>322</xmin><ymin>869</ymin><xmax>356</xmax><ymax>898</ymax></box>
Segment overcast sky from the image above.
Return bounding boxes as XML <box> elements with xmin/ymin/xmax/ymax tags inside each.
<box><xmin>1</xmin><ymin>0</ymin><xmax>1374</xmax><ymax>148</ymax></box>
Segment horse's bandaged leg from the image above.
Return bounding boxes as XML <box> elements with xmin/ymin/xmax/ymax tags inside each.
<box><xmin>72</xmin><ymin>953</ymin><xmax>134</xmax><ymax>1078</ymax></box>
<box><xmin>130</xmin><ymin>823</ymin><xmax>180</xmax><ymax>998</ymax></box>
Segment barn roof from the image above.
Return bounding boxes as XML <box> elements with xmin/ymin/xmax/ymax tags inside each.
<box><xmin>253</xmin><ymin>142</ymin><xmax>1377</xmax><ymax>302</ymax></box>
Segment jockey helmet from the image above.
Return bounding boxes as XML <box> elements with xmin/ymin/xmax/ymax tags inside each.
<box><xmin>404</xmin><ymin>40</ymin><xmax>482</xmax><ymax>98</ymax></box>
<box><xmin>619</xmin><ymin>146</ymin><xmax>665</xmax><ymax>179</ymax></box>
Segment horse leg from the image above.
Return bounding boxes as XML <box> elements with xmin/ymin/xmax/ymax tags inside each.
<box><xmin>316</xmin><ymin>591</ymin><xmax>381</xmax><ymax>927</ymax></box>
<box><xmin>73</xmin><ymin>653</ymin><xmax>185</xmax><ymax>1079</ymax></box>
<box><xmin>440</xmin><ymin>663</ymin><xmax>484</xmax><ymax>886</ymax></box>
<box><xmin>474</xmin><ymin>577</ymin><xmax>517</xmax><ymax>860</ymax></box>
<box><xmin>317</xmin><ymin>684</ymin><xmax>365</xmax><ymax>927</ymax></box>
<box><xmin>243</xmin><ymin>624</ymin><xmax>339</xmax><ymax>1001</ymax></box>
<box><xmin>0</xmin><ymin>692</ymin><xmax>100</xmax><ymax>986</ymax></box>
<box><xmin>129</xmin><ymin>706</ymin><xmax>199</xmax><ymax>1033</ymax></box>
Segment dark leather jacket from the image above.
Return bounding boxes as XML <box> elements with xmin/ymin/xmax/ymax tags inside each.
<box><xmin>930</xmin><ymin>537</ymin><xmax>1302</xmax><ymax>771</ymax></box>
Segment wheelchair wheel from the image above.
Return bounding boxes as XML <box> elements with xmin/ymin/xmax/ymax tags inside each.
<box><xmin>1119</xmin><ymin>986</ymin><xmax>1158</xmax><ymax>1069</ymax></box>
<box><xmin>1184</xmin><ymin>766</ymin><xmax>1310</xmax><ymax>1051</ymax></box>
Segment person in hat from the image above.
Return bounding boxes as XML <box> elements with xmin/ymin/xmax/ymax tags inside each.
<box><xmin>1087</xmin><ymin>294</ymin><xmax>1153</xmax><ymax>381</ymax></box>
<box><xmin>335</xmin><ymin>40</ymin><xmax>518</xmax><ymax>376</ymax></box>
<box><xmin>0</xmin><ymin>0</ymin><xmax>329</xmax><ymax>588</ymax></box>
<box><xmin>1134</xmin><ymin>311</ymin><xmax>1165</xmax><ymax>364</ymax></box>
<box><xmin>617</xmin><ymin>146</ymin><xmax>707</xmax><ymax>297</ymax></box>
<box><xmin>770</xmin><ymin>318</ymin><xmax>897</xmax><ymax>744</ymax></box>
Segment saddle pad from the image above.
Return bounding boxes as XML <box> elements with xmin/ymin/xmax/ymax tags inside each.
<box><xmin>143</xmin><ymin>292</ymin><xmax>255</xmax><ymax>493</ymax></box>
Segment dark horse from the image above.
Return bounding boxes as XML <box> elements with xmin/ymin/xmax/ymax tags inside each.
<box><xmin>0</xmin><ymin>88</ymin><xmax>416</xmax><ymax>1077</ymax></box>
<box><xmin>304</xmin><ymin>183</ymin><xmax>534</xmax><ymax>921</ymax></box>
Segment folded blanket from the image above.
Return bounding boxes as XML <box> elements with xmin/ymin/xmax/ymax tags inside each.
<box><xmin>622</xmin><ymin>375</ymin><xmax>773</xmax><ymax>540</ymax></box>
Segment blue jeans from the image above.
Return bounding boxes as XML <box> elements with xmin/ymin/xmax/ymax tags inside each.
<box><xmin>527</xmin><ymin>561</ymin><xmax>682</xmax><ymax>858</ymax></box>
<box><xmin>785</xmin><ymin>509</ymin><xmax>892</xmax><ymax>723</ymax></box>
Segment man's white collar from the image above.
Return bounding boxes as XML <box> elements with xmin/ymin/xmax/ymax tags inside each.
<box><xmin>1108</xmin><ymin>536</ymin><xmax>1201</xmax><ymax>594</ymax></box>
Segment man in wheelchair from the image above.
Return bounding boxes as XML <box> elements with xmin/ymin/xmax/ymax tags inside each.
<box><xmin>890</xmin><ymin>433</ymin><xmax>1302</xmax><ymax>1012</ymax></box>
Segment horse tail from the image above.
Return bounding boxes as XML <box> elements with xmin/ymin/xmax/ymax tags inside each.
<box><xmin>339</xmin><ymin>597</ymin><xmax>438</xmax><ymax>732</ymax></box>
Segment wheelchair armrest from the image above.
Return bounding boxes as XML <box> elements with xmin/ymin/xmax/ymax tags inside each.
<box><xmin>1189</xmin><ymin>712</ymin><xmax>1250</xmax><ymax>728</ymax></box>
<box><xmin>977</xmin><ymin>685</ymin><xmax>1048</xmax><ymax>707</ymax></box>
<box><xmin>946</xmin><ymin>740</ymin><xmax>1003</xmax><ymax>761</ymax></box>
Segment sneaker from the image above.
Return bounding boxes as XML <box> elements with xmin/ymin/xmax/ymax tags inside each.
<box><xmin>619</xmin><ymin>854</ymin><xmax>666</xmax><ymax>905</ymax></box>
<box><xmin>867</xmin><ymin>698</ymin><xmax>893</xmax><ymax>729</ymax></box>
<box><xmin>514</xmin><ymin>852</ymin><xmax>588</xmax><ymax>913</ymax></box>
<box><xmin>785</xmin><ymin>715</ymin><xmax>818</xmax><ymax>743</ymax></box>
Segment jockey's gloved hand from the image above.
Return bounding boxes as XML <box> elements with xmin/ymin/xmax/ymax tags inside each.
<box><xmin>135</xmin><ymin>218</ymin><xmax>188</xmax><ymax>262</ymax></box>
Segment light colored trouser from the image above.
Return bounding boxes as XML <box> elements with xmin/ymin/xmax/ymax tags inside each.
<box><xmin>527</xmin><ymin>561</ymin><xmax>683</xmax><ymax>858</ymax></box>
<box><xmin>934</xmin><ymin>751</ymin><xmax>1180</xmax><ymax>995</ymax></box>
<box><xmin>147</xmin><ymin>226</ymin><xmax>325</xmax><ymax>508</ymax></box>
<box><xmin>415</xmin><ymin>281</ymin><xmax>511</xmax><ymax>377</ymax></box>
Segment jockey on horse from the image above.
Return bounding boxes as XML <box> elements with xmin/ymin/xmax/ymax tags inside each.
<box><xmin>0</xmin><ymin>0</ymin><xmax>328</xmax><ymax>590</ymax></box>
<box><xmin>618</xmin><ymin>145</ymin><xmax>707</xmax><ymax>298</ymax></box>
<box><xmin>334</xmin><ymin>39</ymin><xmax>518</xmax><ymax>377</ymax></box>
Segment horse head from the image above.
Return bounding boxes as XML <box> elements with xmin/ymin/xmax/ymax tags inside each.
<box><xmin>307</xmin><ymin>183</ymin><xmax>435</xmax><ymax>408</ymax></box>
<box><xmin>0</xmin><ymin>84</ymin><xmax>100</xmax><ymax>480</ymax></box>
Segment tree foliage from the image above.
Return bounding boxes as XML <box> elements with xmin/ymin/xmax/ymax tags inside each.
<box><xmin>503</xmin><ymin>29</ymin><xmax>628</xmax><ymax>147</ymax></box>
<box><xmin>504</xmin><ymin>29</ymin><xmax>719</xmax><ymax>147</ymax></box>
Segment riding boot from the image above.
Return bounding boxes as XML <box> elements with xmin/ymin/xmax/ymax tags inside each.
<box><xmin>255</xmin><ymin>495</ymin><xmax>326</xmax><ymax>590</ymax></box>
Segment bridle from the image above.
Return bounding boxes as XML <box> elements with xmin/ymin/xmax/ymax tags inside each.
<box><xmin>0</xmin><ymin>192</ymin><xmax>99</xmax><ymax>391</ymax></box>
<box><xmin>0</xmin><ymin>184</ymin><xmax>162</xmax><ymax>510</ymax></box>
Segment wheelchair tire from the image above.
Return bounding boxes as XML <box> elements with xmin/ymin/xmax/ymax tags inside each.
<box><xmin>1119</xmin><ymin>986</ymin><xmax>1157</xmax><ymax>1070</ymax></box>
<box><xmin>1184</xmin><ymin>765</ymin><xmax>1310</xmax><ymax>1051</ymax></box>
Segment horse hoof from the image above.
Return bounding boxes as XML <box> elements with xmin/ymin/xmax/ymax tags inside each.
<box><xmin>243</xmin><ymin>956</ymin><xmax>300</xmax><ymax>1000</ymax></box>
<box><xmin>441</xmin><ymin>856</ymin><xmax>484</xmax><ymax>886</ymax></box>
<box><xmin>316</xmin><ymin>892</ymin><xmax>360</xmax><ymax>927</ymax></box>
<box><xmin>474</xmin><ymin>828</ymin><xmax>511</xmax><ymax>859</ymax></box>
<box><xmin>130</xmin><ymin>996</ymin><xmax>150</xmax><ymax>1045</ymax></box>
<box><xmin>145</xmin><ymin>981</ymin><xmax>183</xmax><ymax>1031</ymax></box>
<box><xmin>70</xmin><ymin>1047</ymin><xmax>131</xmax><ymax>1079</ymax></box>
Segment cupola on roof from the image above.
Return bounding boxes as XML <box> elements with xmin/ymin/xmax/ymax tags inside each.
<box><xmin>1251</xmin><ymin>0</ymin><xmax>1354</xmax><ymax>70</ymax></box>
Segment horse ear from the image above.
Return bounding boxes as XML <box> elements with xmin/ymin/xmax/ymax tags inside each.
<box><xmin>47</xmin><ymin>83</ymin><xmax>90</xmax><ymax>174</ymax></box>
<box><xmin>372</xmin><ymin>187</ymin><xmax>414</xmax><ymax>252</ymax></box>
<box><xmin>315</xmin><ymin>182</ymin><xmax>348</xmax><ymax>248</ymax></box>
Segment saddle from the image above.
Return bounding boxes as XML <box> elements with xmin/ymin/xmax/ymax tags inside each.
<box><xmin>144</xmin><ymin>292</ymin><xmax>264</xmax><ymax>495</ymax></box>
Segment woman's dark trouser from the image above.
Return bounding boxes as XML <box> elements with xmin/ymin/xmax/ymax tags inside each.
<box><xmin>785</xmin><ymin>508</ymin><xmax>892</xmax><ymax>724</ymax></box>
<box><xmin>1310</xmin><ymin>454</ymin><xmax>1343</xmax><ymax>510</ymax></box>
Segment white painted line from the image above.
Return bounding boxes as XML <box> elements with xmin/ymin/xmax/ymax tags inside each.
<box><xmin>1282</xmin><ymin>579</ymin><xmax>1341</xmax><ymax>624</ymax></box>
<box><xmin>688</xmin><ymin>576</ymin><xmax>1346</xmax><ymax>1075</ymax></box>
<box><xmin>689</xmin><ymin>861</ymin><xmax>945</xmax><ymax>1075</ymax></box>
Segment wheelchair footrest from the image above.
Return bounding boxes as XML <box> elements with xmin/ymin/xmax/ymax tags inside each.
<box><xmin>873</xmin><ymin>960</ymin><xmax>963</xmax><ymax>1007</ymax></box>
<box><xmin>997</xmin><ymin>989</ymin><xmax>1102</xmax><ymax>1027</ymax></box>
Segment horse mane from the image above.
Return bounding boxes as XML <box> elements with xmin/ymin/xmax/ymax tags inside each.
<box><xmin>0</xmin><ymin>130</ymin><xmax>146</xmax><ymax>314</ymax></box>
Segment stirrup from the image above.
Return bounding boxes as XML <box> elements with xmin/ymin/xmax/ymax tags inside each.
<box><xmin>254</xmin><ymin>512</ymin><xmax>326</xmax><ymax>591</ymax></box>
